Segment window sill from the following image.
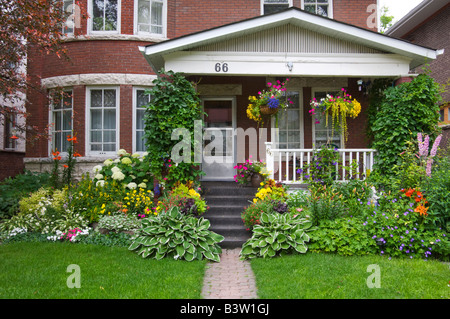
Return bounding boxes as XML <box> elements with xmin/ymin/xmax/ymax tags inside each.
<box><xmin>62</xmin><ymin>34</ymin><xmax>168</xmax><ymax>43</ymax></box>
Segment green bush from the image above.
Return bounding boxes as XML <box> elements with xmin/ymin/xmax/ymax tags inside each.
<box><xmin>240</xmin><ymin>212</ymin><xmax>314</xmax><ymax>259</ymax></box>
<box><xmin>241</xmin><ymin>199</ymin><xmax>280</xmax><ymax>230</ymax></box>
<box><xmin>0</xmin><ymin>170</ymin><xmax>51</xmax><ymax>219</ymax></box>
<box><xmin>370</xmin><ymin>73</ymin><xmax>441</xmax><ymax>175</ymax></box>
<box><xmin>128</xmin><ymin>206</ymin><xmax>224</xmax><ymax>262</ymax></box>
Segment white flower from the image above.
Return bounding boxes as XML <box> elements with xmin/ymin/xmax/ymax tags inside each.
<box><xmin>111</xmin><ymin>166</ymin><xmax>121</xmax><ymax>173</ymax></box>
<box><xmin>127</xmin><ymin>182</ymin><xmax>137</xmax><ymax>189</ymax></box>
<box><xmin>117</xmin><ymin>149</ymin><xmax>128</xmax><ymax>156</ymax></box>
<box><xmin>92</xmin><ymin>165</ymin><xmax>102</xmax><ymax>173</ymax></box>
<box><xmin>96</xmin><ymin>180</ymin><xmax>105</xmax><ymax>187</ymax></box>
<box><xmin>132</xmin><ymin>153</ymin><xmax>140</xmax><ymax>158</ymax></box>
<box><xmin>103</xmin><ymin>159</ymin><xmax>113</xmax><ymax>166</ymax></box>
<box><xmin>138</xmin><ymin>182</ymin><xmax>147</xmax><ymax>189</ymax></box>
<box><xmin>121</xmin><ymin>157</ymin><xmax>132</xmax><ymax>165</ymax></box>
<box><xmin>142</xmin><ymin>152</ymin><xmax>148</xmax><ymax>157</ymax></box>
<box><xmin>95</xmin><ymin>173</ymin><xmax>103</xmax><ymax>180</ymax></box>
<box><xmin>112</xmin><ymin>171</ymin><xmax>125</xmax><ymax>181</ymax></box>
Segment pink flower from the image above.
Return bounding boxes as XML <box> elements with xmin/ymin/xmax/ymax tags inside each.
<box><xmin>267</xmin><ymin>82</ymin><xmax>272</xmax><ymax>87</ymax></box>
<box><xmin>430</xmin><ymin>134</ymin><xmax>442</xmax><ymax>157</ymax></box>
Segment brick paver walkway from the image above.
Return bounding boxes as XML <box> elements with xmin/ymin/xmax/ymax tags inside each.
<box><xmin>201</xmin><ymin>248</ymin><xmax>258</xmax><ymax>299</ymax></box>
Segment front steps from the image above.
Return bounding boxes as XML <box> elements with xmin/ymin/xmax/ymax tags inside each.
<box><xmin>201</xmin><ymin>181</ymin><xmax>257</xmax><ymax>249</ymax></box>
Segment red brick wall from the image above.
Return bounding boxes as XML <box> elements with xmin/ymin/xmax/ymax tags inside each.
<box><xmin>0</xmin><ymin>151</ymin><xmax>25</xmax><ymax>181</ymax></box>
<box><xmin>402</xmin><ymin>4</ymin><xmax>450</xmax><ymax>104</ymax></box>
<box><xmin>333</xmin><ymin>0</ymin><xmax>378</xmax><ymax>31</ymax></box>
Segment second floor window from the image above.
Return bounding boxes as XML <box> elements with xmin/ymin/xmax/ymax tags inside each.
<box><xmin>91</xmin><ymin>0</ymin><xmax>119</xmax><ymax>32</ymax></box>
<box><xmin>136</xmin><ymin>0</ymin><xmax>165</xmax><ymax>35</ymax></box>
<box><xmin>51</xmin><ymin>90</ymin><xmax>73</xmax><ymax>153</ymax></box>
<box><xmin>303</xmin><ymin>0</ymin><xmax>332</xmax><ymax>17</ymax></box>
<box><xmin>262</xmin><ymin>0</ymin><xmax>290</xmax><ymax>15</ymax></box>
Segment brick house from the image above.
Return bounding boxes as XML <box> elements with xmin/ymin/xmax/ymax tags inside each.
<box><xmin>23</xmin><ymin>0</ymin><xmax>442</xmax><ymax>183</ymax></box>
<box><xmin>386</xmin><ymin>0</ymin><xmax>450</xmax><ymax>150</ymax></box>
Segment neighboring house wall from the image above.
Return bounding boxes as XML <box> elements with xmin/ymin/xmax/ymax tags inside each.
<box><xmin>401</xmin><ymin>4</ymin><xmax>450</xmax><ymax>105</ymax></box>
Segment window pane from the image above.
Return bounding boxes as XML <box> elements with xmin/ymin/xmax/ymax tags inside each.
<box><xmin>93</xmin><ymin>0</ymin><xmax>117</xmax><ymax>31</ymax></box>
<box><xmin>91</xmin><ymin>131</ymin><xmax>102</xmax><ymax>143</ymax></box>
<box><xmin>151</xmin><ymin>1</ymin><xmax>162</xmax><ymax>26</ymax></box>
<box><xmin>53</xmin><ymin>132</ymin><xmax>62</xmax><ymax>152</ymax></box>
<box><xmin>103</xmin><ymin>109</ymin><xmax>116</xmax><ymax>129</ymax></box>
<box><xmin>54</xmin><ymin>112</ymin><xmax>62</xmax><ymax>131</ymax></box>
<box><xmin>91</xmin><ymin>144</ymin><xmax>102</xmax><ymax>151</ymax></box>
<box><xmin>137</xmin><ymin>90</ymin><xmax>150</xmax><ymax>108</ymax></box>
<box><xmin>138</xmin><ymin>0</ymin><xmax>150</xmax><ymax>24</ymax></box>
<box><xmin>103</xmin><ymin>144</ymin><xmax>116</xmax><ymax>152</ymax></box>
<box><xmin>103</xmin><ymin>90</ymin><xmax>116</xmax><ymax>107</ymax></box>
<box><xmin>136</xmin><ymin>109</ymin><xmax>145</xmax><ymax>130</ymax></box>
<box><xmin>91</xmin><ymin>90</ymin><xmax>103</xmax><ymax>107</ymax></box>
<box><xmin>63</xmin><ymin>111</ymin><xmax>72</xmax><ymax>131</ymax></box>
<box><xmin>103</xmin><ymin>131</ymin><xmax>116</xmax><ymax>143</ymax></box>
<box><xmin>136</xmin><ymin>131</ymin><xmax>146</xmax><ymax>152</ymax></box>
<box><xmin>105</xmin><ymin>0</ymin><xmax>118</xmax><ymax>31</ymax></box>
<box><xmin>91</xmin><ymin>109</ymin><xmax>102</xmax><ymax>129</ymax></box>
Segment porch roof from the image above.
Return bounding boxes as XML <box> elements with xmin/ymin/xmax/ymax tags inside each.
<box><xmin>140</xmin><ymin>7</ymin><xmax>442</xmax><ymax>77</ymax></box>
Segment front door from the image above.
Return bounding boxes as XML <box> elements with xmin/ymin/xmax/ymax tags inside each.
<box><xmin>201</xmin><ymin>98</ymin><xmax>236</xmax><ymax>181</ymax></box>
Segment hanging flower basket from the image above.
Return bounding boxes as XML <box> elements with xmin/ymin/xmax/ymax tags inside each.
<box><xmin>246</xmin><ymin>79</ymin><xmax>292</xmax><ymax>127</ymax></box>
<box><xmin>309</xmin><ymin>88</ymin><xmax>361</xmax><ymax>142</ymax></box>
<box><xmin>260</xmin><ymin>105</ymin><xmax>279</xmax><ymax>116</ymax></box>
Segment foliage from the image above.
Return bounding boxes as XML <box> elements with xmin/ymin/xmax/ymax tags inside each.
<box><xmin>309</xmin><ymin>88</ymin><xmax>361</xmax><ymax>142</ymax></box>
<box><xmin>128</xmin><ymin>206</ymin><xmax>224</xmax><ymax>262</ymax></box>
<box><xmin>253</xmin><ymin>179</ymin><xmax>288</xmax><ymax>203</ymax></box>
<box><xmin>240</xmin><ymin>212</ymin><xmax>314</xmax><ymax>259</ymax></box>
<box><xmin>0</xmin><ymin>170</ymin><xmax>51</xmax><ymax>219</ymax></box>
<box><xmin>68</xmin><ymin>174</ymin><xmax>127</xmax><ymax>222</ymax></box>
<box><xmin>0</xmin><ymin>188</ymin><xmax>89</xmax><ymax>236</ymax></box>
<box><xmin>366</xmin><ymin>78</ymin><xmax>392</xmax><ymax>142</ymax></box>
<box><xmin>143</xmin><ymin>69</ymin><xmax>204</xmax><ymax>184</ymax></box>
<box><xmin>307</xmin><ymin>184</ymin><xmax>349</xmax><ymax>226</ymax></box>
<box><xmin>422</xmin><ymin>155</ymin><xmax>450</xmax><ymax>232</ymax></box>
<box><xmin>379</xmin><ymin>5</ymin><xmax>394</xmax><ymax>33</ymax></box>
<box><xmin>233</xmin><ymin>156</ymin><xmax>269</xmax><ymax>185</ymax></box>
<box><xmin>241</xmin><ymin>199</ymin><xmax>286</xmax><ymax>230</ymax></box>
<box><xmin>96</xmin><ymin>214</ymin><xmax>143</xmax><ymax>234</ymax></box>
<box><xmin>246</xmin><ymin>79</ymin><xmax>291</xmax><ymax>127</ymax></box>
<box><xmin>370</xmin><ymin>73</ymin><xmax>441</xmax><ymax>175</ymax></box>
<box><xmin>156</xmin><ymin>181</ymin><xmax>207</xmax><ymax>217</ymax></box>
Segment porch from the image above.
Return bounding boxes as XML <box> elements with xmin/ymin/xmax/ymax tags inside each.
<box><xmin>264</xmin><ymin>142</ymin><xmax>376</xmax><ymax>184</ymax></box>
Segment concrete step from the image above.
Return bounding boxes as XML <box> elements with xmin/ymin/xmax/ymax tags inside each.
<box><xmin>204</xmin><ymin>195</ymin><xmax>253</xmax><ymax>207</ymax></box>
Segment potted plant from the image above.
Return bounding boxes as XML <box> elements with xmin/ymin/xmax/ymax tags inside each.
<box><xmin>246</xmin><ymin>79</ymin><xmax>292</xmax><ymax>127</ymax></box>
<box><xmin>233</xmin><ymin>156</ymin><xmax>269</xmax><ymax>187</ymax></box>
<box><xmin>309</xmin><ymin>88</ymin><xmax>361</xmax><ymax>142</ymax></box>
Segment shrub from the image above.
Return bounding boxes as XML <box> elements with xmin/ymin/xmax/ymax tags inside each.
<box><xmin>96</xmin><ymin>214</ymin><xmax>143</xmax><ymax>233</ymax></box>
<box><xmin>241</xmin><ymin>199</ymin><xmax>278</xmax><ymax>230</ymax></box>
<box><xmin>128</xmin><ymin>206</ymin><xmax>224</xmax><ymax>262</ymax></box>
<box><xmin>253</xmin><ymin>179</ymin><xmax>288</xmax><ymax>203</ymax></box>
<box><xmin>240</xmin><ymin>212</ymin><xmax>314</xmax><ymax>259</ymax></box>
<box><xmin>307</xmin><ymin>185</ymin><xmax>348</xmax><ymax>226</ymax></box>
<box><xmin>371</xmin><ymin>73</ymin><xmax>441</xmax><ymax>175</ymax></box>
<box><xmin>0</xmin><ymin>170</ymin><xmax>51</xmax><ymax>219</ymax></box>
<box><xmin>156</xmin><ymin>182</ymin><xmax>207</xmax><ymax>217</ymax></box>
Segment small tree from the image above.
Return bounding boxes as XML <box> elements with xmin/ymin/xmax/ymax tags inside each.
<box><xmin>379</xmin><ymin>6</ymin><xmax>394</xmax><ymax>34</ymax></box>
<box><xmin>143</xmin><ymin>70</ymin><xmax>205</xmax><ymax>190</ymax></box>
<box><xmin>371</xmin><ymin>73</ymin><xmax>442</xmax><ymax>176</ymax></box>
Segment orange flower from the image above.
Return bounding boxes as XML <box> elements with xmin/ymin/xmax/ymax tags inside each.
<box><xmin>67</xmin><ymin>135</ymin><xmax>78</xmax><ymax>143</ymax></box>
<box><xmin>53</xmin><ymin>156</ymin><xmax>61</xmax><ymax>161</ymax></box>
<box><xmin>404</xmin><ymin>188</ymin><xmax>414</xmax><ymax>197</ymax></box>
<box><xmin>52</xmin><ymin>150</ymin><xmax>60</xmax><ymax>157</ymax></box>
<box><xmin>63</xmin><ymin>164</ymin><xmax>69</xmax><ymax>168</ymax></box>
<box><xmin>73</xmin><ymin>152</ymin><xmax>82</xmax><ymax>157</ymax></box>
<box><xmin>414</xmin><ymin>204</ymin><xmax>428</xmax><ymax>216</ymax></box>
<box><xmin>10</xmin><ymin>135</ymin><xmax>18</xmax><ymax>140</ymax></box>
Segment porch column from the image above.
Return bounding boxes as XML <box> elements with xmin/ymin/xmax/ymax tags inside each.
<box><xmin>265</xmin><ymin>142</ymin><xmax>274</xmax><ymax>180</ymax></box>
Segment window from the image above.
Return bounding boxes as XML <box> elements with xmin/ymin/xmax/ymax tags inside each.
<box><xmin>90</xmin><ymin>0</ymin><xmax>120</xmax><ymax>32</ymax></box>
<box><xmin>303</xmin><ymin>0</ymin><xmax>332</xmax><ymax>18</ymax></box>
<box><xmin>87</xmin><ymin>88</ymin><xmax>119</xmax><ymax>154</ymax></box>
<box><xmin>439</xmin><ymin>108</ymin><xmax>445</xmax><ymax>122</ymax></box>
<box><xmin>312</xmin><ymin>90</ymin><xmax>342</xmax><ymax>148</ymax></box>
<box><xmin>136</xmin><ymin>0</ymin><xmax>165</xmax><ymax>36</ymax></box>
<box><xmin>3</xmin><ymin>113</ymin><xmax>17</xmax><ymax>150</ymax></box>
<box><xmin>51</xmin><ymin>90</ymin><xmax>73</xmax><ymax>153</ymax></box>
<box><xmin>262</xmin><ymin>0</ymin><xmax>291</xmax><ymax>15</ymax></box>
<box><xmin>134</xmin><ymin>88</ymin><xmax>151</xmax><ymax>152</ymax></box>
<box><xmin>274</xmin><ymin>91</ymin><xmax>303</xmax><ymax>149</ymax></box>
<box><xmin>62</xmin><ymin>0</ymin><xmax>74</xmax><ymax>35</ymax></box>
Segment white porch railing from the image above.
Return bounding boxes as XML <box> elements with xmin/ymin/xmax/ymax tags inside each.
<box><xmin>265</xmin><ymin>142</ymin><xmax>376</xmax><ymax>184</ymax></box>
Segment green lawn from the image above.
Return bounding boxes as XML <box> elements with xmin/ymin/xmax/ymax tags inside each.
<box><xmin>250</xmin><ymin>252</ymin><xmax>450</xmax><ymax>299</ymax></box>
<box><xmin>0</xmin><ymin>242</ymin><xmax>207</xmax><ymax>299</ymax></box>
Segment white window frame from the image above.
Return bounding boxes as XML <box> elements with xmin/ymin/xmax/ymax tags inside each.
<box><xmin>271</xmin><ymin>89</ymin><xmax>304</xmax><ymax>150</ymax></box>
<box><xmin>261</xmin><ymin>0</ymin><xmax>293</xmax><ymax>15</ymax></box>
<box><xmin>134</xmin><ymin>0</ymin><xmax>167</xmax><ymax>38</ymax></box>
<box><xmin>132</xmin><ymin>87</ymin><xmax>152</xmax><ymax>154</ymax></box>
<box><xmin>311</xmin><ymin>88</ymin><xmax>344</xmax><ymax>149</ymax></box>
<box><xmin>301</xmin><ymin>0</ymin><xmax>333</xmax><ymax>18</ymax></box>
<box><xmin>88</xmin><ymin>0</ymin><xmax>121</xmax><ymax>34</ymax></box>
<box><xmin>49</xmin><ymin>89</ymin><xmax>73</xmax><ymax>155</ymax></box>
<box><xmin>86</xmin><ymin>86</ymin><xmax>120</xmax><ymax>156</ymax></box>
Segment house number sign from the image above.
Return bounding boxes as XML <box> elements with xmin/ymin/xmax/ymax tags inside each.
<box><xmin>214</xmin><ymin>62</ymin><xmax>229</xmax><ymax>73</ymax></box>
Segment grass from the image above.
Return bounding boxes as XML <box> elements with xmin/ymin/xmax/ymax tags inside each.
<box><xmin>250</xmin><ymin>252</ymin><xmax>450</xmax><ymax>299</ymax></box>
<box><xmin>0</xmin><ymin>242</ymin><xmax>207</xmax><ymax>299</ymax></box>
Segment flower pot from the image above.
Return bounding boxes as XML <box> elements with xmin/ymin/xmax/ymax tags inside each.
<box><xmin>260</xmin><ymin>105</ymin><xmax>278</xmax><ymax>116</ymax></box>
<box><xmin>251</xmin><ymin>173</ymin><xmax>264</xmax><ymax>188</ymax></box>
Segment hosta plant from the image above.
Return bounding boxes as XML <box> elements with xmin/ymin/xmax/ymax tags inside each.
<box><xmin>240</xmin><ymin>212</ymin><xmax>314</xmax><ymax>259</ymax></box>
<box><xmin>128</xmin><ymin>206</ymin><xmax>224</xmax><ymax>262</ymax></box>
